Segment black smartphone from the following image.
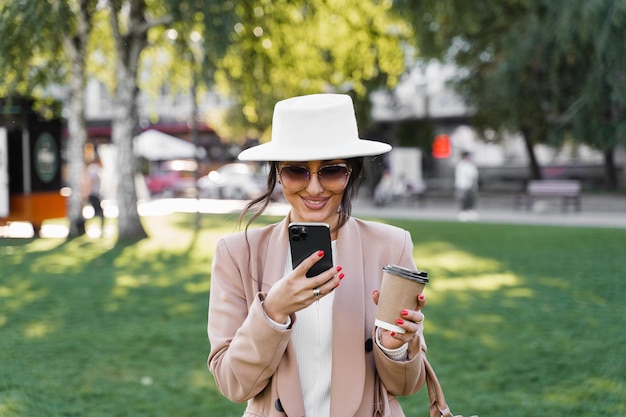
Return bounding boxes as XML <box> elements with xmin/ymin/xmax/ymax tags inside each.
<box><xmin>289</xmin><ymin>222</ymin><xmax>333</xmax><ymax>278</ymax></box>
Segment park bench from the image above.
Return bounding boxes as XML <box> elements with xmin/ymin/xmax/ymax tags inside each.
<box><xmin>514</xmin><ymin>180</ymin><xmax>582</xmax><ymax>212</ymax></box>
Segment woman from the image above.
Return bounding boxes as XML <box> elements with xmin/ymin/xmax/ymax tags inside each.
<box><xmin>208</xmin><ymin>94</ymin><xmax>427</xmax><ymax>417</ymax></box>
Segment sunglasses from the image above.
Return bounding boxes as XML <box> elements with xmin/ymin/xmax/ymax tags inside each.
<box><xmin>278</xmin><ymin>163</ymin><xmax>352</xmax><ymax>191</ymax></box>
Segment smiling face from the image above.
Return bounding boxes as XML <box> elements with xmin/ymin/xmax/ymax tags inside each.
<box><xmin>278</xmin><ymin>160</ymin><xmax>350</xmax><ymax>233</ymax></box>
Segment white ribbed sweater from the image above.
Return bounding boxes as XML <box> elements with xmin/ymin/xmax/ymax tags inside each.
<box><xmin>286</xmin><ymin>241</ymin><xmax>336</xmax><ymax>417</ymax></box>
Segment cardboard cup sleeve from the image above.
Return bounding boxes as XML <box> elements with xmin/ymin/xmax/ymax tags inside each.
<box><xmin>375</xmin><ymin>264</ymin><xmax>429</xmax><ymax>334</ymax></box>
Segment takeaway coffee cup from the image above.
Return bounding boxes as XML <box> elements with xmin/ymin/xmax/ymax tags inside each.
<box><xmin>375</xmin><ymin>264</ymin><xmax>429</xmax><ymax>334</ymax></box>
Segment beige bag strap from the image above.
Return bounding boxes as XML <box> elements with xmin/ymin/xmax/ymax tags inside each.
<box><xmin>424</xmin><ymin>355</ymin><xmax>454</xmax><ymax>417</ymax></box>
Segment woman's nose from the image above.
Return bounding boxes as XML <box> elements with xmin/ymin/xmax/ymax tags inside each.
<box><xmin>305</xmin><ymin>170</ymin><xmax>325</xmax><ymax>193</ymax></box>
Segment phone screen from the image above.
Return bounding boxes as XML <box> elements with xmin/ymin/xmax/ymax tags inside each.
<box><xmin>289</xmin><ymin>222</ymin><xmax>333</xmax><ymax>278</ymax></box>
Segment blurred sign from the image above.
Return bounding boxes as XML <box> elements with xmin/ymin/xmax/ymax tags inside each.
<box><xmin>0</xmin><ymin>128</ymin><xmax>7</xmax><ymax>217</ymax></box>
<box><xmin>432</xmin><ymin>134</ymin><xmax>451</xmax><ymax>159</ymax></box>
<box><xmin>34</xmin><ymin>132</ymin><xmax>58</xmax><ymax>184</ymax></box>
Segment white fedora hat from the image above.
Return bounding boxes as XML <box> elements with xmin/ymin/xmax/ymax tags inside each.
<box><xmin>238</xmin><ymin>94</ymin><xmax>392</xmax><ymax>161</ymax></box>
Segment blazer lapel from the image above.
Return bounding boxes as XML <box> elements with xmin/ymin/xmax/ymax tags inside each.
<box><xmin>259</xmin><ymin>217</ymin><xmax>290</xmax><ymax>291</ymax></box>
<box><xmin>330</xmin><ymin>218</ymin><xmax>366</xmax><ymax>416</ymax></box>
<box><xmin>264</xmin><ymin>216</ymin><xmax>307</xmax><ymax>416</ymax></box>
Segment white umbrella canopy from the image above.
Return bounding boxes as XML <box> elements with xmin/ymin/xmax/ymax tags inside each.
<box><xmin>133</xmin><ymin>129</ymin><xmax>206</xmax><ymax>161</ymax></box>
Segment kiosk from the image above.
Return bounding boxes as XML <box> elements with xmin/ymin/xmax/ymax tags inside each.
<box><xmin>0</xmin><ymin>98</ymin><xmax>66</xmax><ymax>236</ymax></box>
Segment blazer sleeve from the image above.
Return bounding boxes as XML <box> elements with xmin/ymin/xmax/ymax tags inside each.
<box><xmin>207</xmin><ymin>238</ymin><xmax>294</xmax><ymax>402</ymax></box>
<box><xmin>373</xmin><ymin>229</ymin><xmax>427</xmax><ymax>396</ymax></box>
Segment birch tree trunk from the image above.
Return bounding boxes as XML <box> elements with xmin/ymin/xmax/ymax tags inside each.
<box><xmin>55</xmin><ymin>0</ymin><xmax>95</xmax><ymax>238</ymax></box>
<box><xmin>64</xmin><ymin>52</ymin><xmax>88</xmax><ymax>237</ymax></box>
<box><xmin>108</xmin><ymin>0</ymin><xmax>148</xmax><ymax>240</ymax></box>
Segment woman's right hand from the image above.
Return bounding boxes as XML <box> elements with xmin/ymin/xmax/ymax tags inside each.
<box><xmin>262</xmin><ymin>250</ymin><xmax>344</xmax><ymax>324</ymax></box>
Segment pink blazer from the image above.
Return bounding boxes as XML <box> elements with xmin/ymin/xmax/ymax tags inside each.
<box><xmin>208</xmin><ymin>216</ymin><xmax>426</xmax><ymax>417</ymax></box>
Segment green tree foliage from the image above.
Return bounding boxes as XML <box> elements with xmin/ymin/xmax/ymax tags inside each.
<box><xmin>213</xmin><ymin>0</ymin><xmax>413</xmax><ymax>141</ymax></box>
<box><xmin>140</xmin><ymin>1</ymin><xmax>234</xmax><ymax>104</ymax></box>
<box><xmin>544</xmin><ymin>1</ymin><xmax>626</xmax><ymax>186</ymax></box>
<box><xmin>0</xmin><ymin>1</ymin><xmax>68</xmax><ymax>99</ymax></box>
<box><xmin>397</xmin><ymin>0</ymin><xmax>626</xmax><ymax>185</ymax></box>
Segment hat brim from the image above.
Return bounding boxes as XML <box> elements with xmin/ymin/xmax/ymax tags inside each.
<box><xmin>238</xmin><ymin>139</ymin><xmax>391</xmax><ymax>162</ymax></box>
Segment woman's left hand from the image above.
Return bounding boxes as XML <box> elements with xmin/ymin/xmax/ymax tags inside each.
<box><xmin>371</xmin><ymin>291</ymin><xmax>426</xmax><ymax>350</ymax></box>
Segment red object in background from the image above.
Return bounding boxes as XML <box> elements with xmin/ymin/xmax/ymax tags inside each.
<box><xmin>432</xmin><ymin>134</ymin><xmax>451</xmax><ymax>159</ymax></box>
<box><xmin>145</xmin><ymin>171</ymin><xmax>181</xmax><ymax>195</ymax></box>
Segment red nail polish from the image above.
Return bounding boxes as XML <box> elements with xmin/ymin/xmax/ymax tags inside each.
<box><xmin>419</xmin><ymin>294</ymin><xmax>425</xmax><ymax>301</ymax></box>
<box><xmin>396</xmin><ymin>318</ymin><xmax>404</xmax><ymax>325</ymax></box>
<box><xmin>390</xmin><ymin>331</ymin><xmax>396</xmax><ymax>337</ymax></box>
<box><xmin>401</xmin><ymin>309</ymin><xmax>408</xmax><ymax>316</ymax></box>
<box><xmin>334</xmin><ymin>282</ymin><xmax>340</xmax><ymax>288</ymax></box>
<box><xmin>336</xmin><ymin>265</ymin><xmax>342</xmax><ymax>272</ymax></box>
<box><xmin>317</xmin><ymin>250</ymin><xmax>324</xmax><ymax>257</ymax></box>
<box><xmin>338</xmin><ymin>273</ymin><xmax>345</xmax><ymax>280</ymax></box>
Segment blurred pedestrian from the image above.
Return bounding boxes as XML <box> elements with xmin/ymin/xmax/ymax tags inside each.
<box><xmin>454</xmin><ymin>151</ymin><xmax>479</xmax><ymax>221</ymax></box>
<box><xmin>373</xmin><ymin>167</ymin><xmax>393</xmax><ymax>206</ymax></box>
<box><xmin>83</xmin><ymin>158</ymin><xmax>104</xmax><ymax>235</ymax></box>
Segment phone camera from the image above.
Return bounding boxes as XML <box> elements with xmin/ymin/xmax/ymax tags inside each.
<box><xmin>290</xmin><ymin>226</ymin><xmax>308</xmax><ymax>241</ymax></box>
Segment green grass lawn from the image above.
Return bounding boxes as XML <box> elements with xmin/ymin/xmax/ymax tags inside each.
<box><xmin>1</xmin><ymin>213</ymin><xmax>625</xmax><ymax>417</ymax></box>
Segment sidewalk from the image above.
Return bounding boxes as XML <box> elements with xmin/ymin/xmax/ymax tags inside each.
<box><xmin>2</xmin><ymin>192</ymin><xmax>625</xmax><ymax>238</ymax></box>
<box><xmin>352</xmin><ymin>192</ymin><xmax>626</xmax><ymax>229</ymax></box>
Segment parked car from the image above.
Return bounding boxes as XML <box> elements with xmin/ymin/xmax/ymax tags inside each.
<box><xmin>197</xmin><ymin>162</ymin><xmax>263</xmax><ymax>200</ymax></box>
<box><xmin>144</xmin><ymin>160</ymin><xmax>197</xmax><ymax>197</ymax></box>
<box><xmin>197</xmin><ymin>162</ymin><xmax>279</xmax><ymax>200</ymax></box>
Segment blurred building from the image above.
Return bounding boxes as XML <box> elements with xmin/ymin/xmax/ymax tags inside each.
<box><xmin>81</xmin><ymin>80</ymin><xmax>228</xmax><ymax>167</ymax></box>
<box><xmin>370</xmin><ymin>60</ymin><xmax>626</xmax><ymax>191</ymax></box>
<box><xmin>80</xmin><ymin>61</ymin><xmax>625</xmax><ymax>192</ymax></box>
